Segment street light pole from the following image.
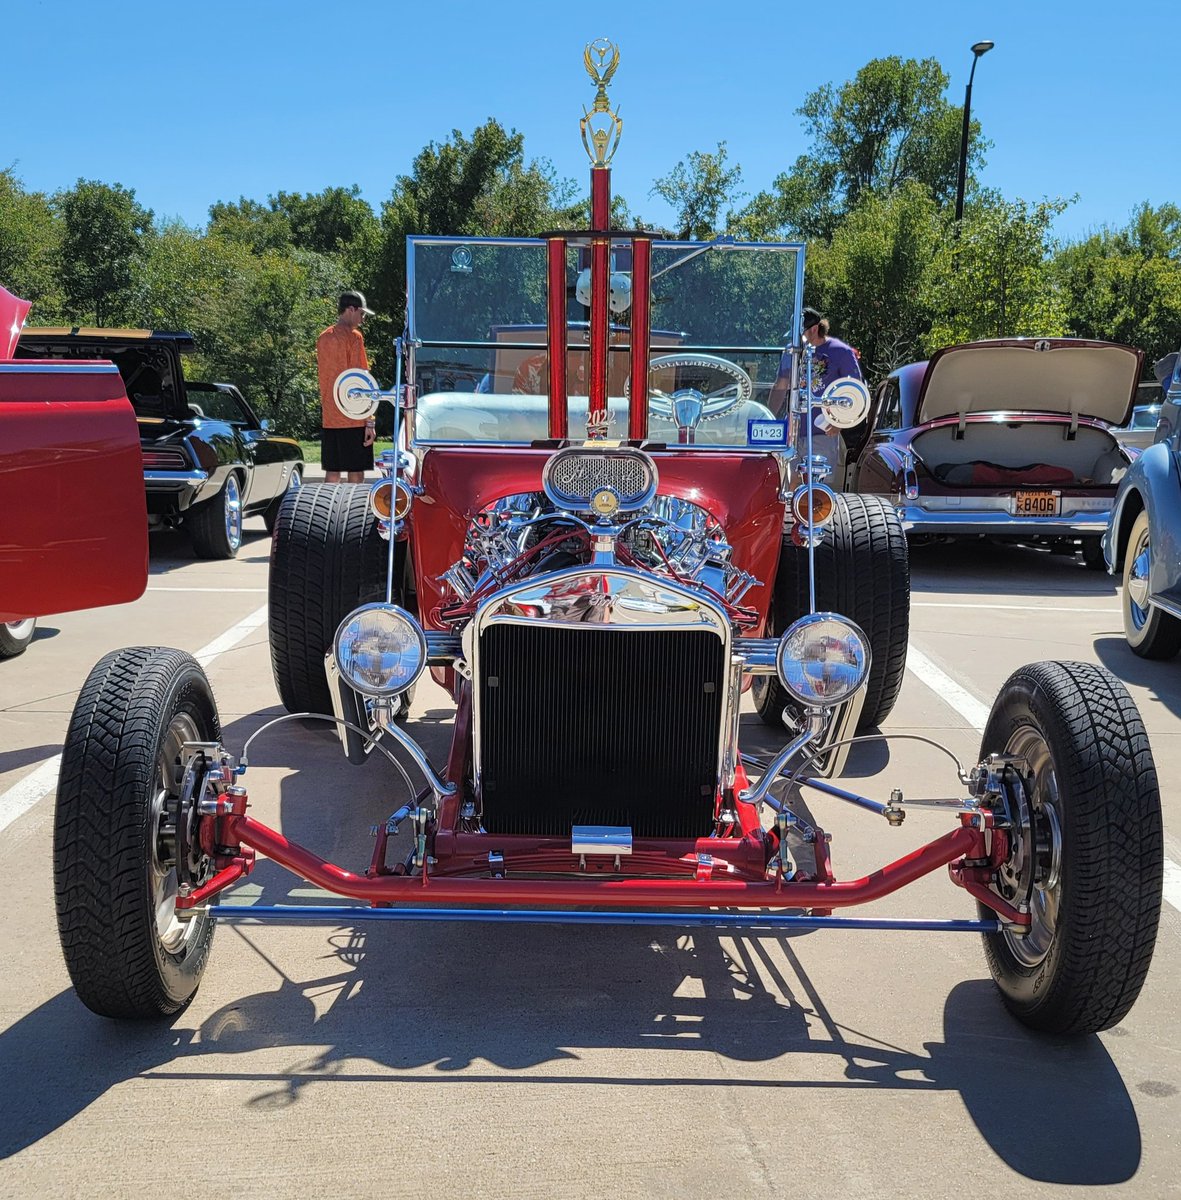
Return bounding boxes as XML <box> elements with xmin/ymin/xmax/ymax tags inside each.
<box><xmin>955</xmin><ymin>40</ymin><xmax>994</xmax><ymax>225</ymax></box>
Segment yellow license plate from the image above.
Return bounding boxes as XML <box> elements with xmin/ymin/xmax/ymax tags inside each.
<box><xmin>1013</xmin><ymin>491</ymin><xmax>1060</xmax><ymax>517</ymax></box>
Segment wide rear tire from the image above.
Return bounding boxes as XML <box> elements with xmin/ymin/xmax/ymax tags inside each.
<box><xmin>754</xmin><ymin>494</ymin><xmax>909</xmax><ymax>732</ymax></box>
<box><xmin>189</xmin><ymin>473</ymin><xmax>244</xmax><ymax>560</ymax></box>
<box><xmin>268</xmin><ymin>483</ymin><xmax>388</xmax><ymax>714</ymax></box>
<box><xmin>54</xmin><ymin>647</ymin><xmax>220</xmax><ymax>1019</ymax></box>
<box><xmin>978</xmin><ymin>661</ymin><xmax>1162</xmax><ymax>1034</ymax></box>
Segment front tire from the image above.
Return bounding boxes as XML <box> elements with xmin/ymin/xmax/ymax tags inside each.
<box><xmin>189</xmin><ymin>473</ymin><xmax>244</xmax><ymax>559</ymax></box>
<box><xmin>0</xmin><ymin>618</ymin><xmax>36</xmax><ymax>658</ymax></box>
<box><xmin>54</xmin><ymin>647</ymin><xmax>220</xmax><ymax>1019</ymax></box>
<box><xmin>1122</xmin><ymin>510</ymin><xmax>1181</xmax><ymax>659</ymax></box>
<box><xmin>754</xmin><ymin>494</ymin><xmax>909</xmax><ymax>732</ymax></box>
<box><xmin>979</xmin><ymin>661</ymin><xmax>1162</xmax><ymax>1034</ymax></box>
<box><xmin>269</xmin><ymin>483</ymin><xmax>388</xmax><ymax>714</ymax></box>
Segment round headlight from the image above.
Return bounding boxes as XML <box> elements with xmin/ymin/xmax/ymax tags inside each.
<box><xmin>334</xmin><ymin>604</ymin><xmax>427</xmax><ymax>697</ymax></box>
<box><xmin>776</xmin><ymin>613</ymin><xmax>870</xmax><ymax>708</ymax></box>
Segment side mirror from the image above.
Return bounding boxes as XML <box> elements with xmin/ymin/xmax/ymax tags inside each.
<box><xmin>333</xmin><ymin>368</ymin><xmax>383</xmax><ymax>420</ymax></box>
<box><xmin>260</xmin><ymin>417</ymin><xmax>274</xmax><ymax>433</ymax></box>
<box><xmin>818</xmin><ymin>376</ymin><xmax>870</xmax><ymax>429</ymax></box>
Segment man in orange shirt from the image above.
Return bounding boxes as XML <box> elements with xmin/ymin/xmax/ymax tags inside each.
<box><xmin>317</xmin><ymin>290</ymin><xmax>377</xmax><ymax>483</ymax></box>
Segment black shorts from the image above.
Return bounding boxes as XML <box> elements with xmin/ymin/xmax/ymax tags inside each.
<box><xmin>321</xmin><ymin>426</ymin><xmax>374</xmax><ymax>473</ymax></box>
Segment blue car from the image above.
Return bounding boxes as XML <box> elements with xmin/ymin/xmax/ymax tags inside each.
<box><xmin>1105</xmin><ymin>349</ymin><xmax>1181</xmax><ymax>656</ymax></box>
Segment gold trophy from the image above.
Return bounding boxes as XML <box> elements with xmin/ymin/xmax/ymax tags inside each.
<box><xmin>580</xmin><ymin>37</ymin><xmax>623</xmax><ymax>167</ymax></box>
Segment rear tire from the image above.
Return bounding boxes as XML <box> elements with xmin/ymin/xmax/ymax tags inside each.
<box><xmin>0</xmin><ymin>618</ymin><xmax>36</xmax><ymax>658</ymax></box>
<box><xmin>1122</xmin><ymin>511</ymin><xmax>1181</xmax><ymax>659</ymax></box>
<box><xmin>54</xmin><ymin>647</ymin><xmax>220</xmax><ymax>1019</ymax></box>
<box><xmin>754</xmin><ymin>494</ymin><xmax>909</xmax><ymax>732</ymax></box>
<box><xmin>1080</xmin><ymin>536</ymin><xmax>1106</xmax><ymax>571</ymax></box>
<box><xmin>978</xmin><ymin>661</ymin><xmax>1162</xmax><ymax>1034</ymax></box>
<box><xmin>269</xmin><ymin>483</ymin><xmax>389</xmax><ymax>714</ymax></box>
<box><xmin>189</xmin><ymin>473</ymin><xmax>243</xmax><ymax>559</ymax></box>
<box><xmin>263</xmin><ymin>466</ymin><xmax>303</xmax><ymax>535</ymax></box>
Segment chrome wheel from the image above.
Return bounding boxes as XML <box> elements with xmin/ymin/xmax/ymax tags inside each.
<box><xmin>224</xmin><ymin>474</ymin><xmax>243</xmax><ymax>553</ymax></box>
<box><xmin>1127</xmin><ymin>527</ymin><xmax>1151</xmax><ymax>628</ymax></box>
<box><xmin>997</xmin><ymin>727</ymin><xmax>1063</xmax><ymax>969</ymax></box>
<box><xmin>5</xmin><ymin>618</ymin><xmax>35</xmax><ymax>641</ymax></box>
<box><xmin>149</xmin><ymin>711</ymin><xmax>204</xmax><ymax>953</ymax></box>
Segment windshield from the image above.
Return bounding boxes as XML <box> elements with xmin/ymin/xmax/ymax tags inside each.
<box><xmin>407</xmin><ymin>236</ymin><xmax>803</xmax><ymax>447</ymax></box>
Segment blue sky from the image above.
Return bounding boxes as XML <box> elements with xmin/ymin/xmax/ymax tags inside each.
<box><xmin>3</xmin><ymin>0</ymin><xmax>1178</xmax><ymax>244</ymax></box>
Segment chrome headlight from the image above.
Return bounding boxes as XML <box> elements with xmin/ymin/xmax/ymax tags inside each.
<box><xmin>334</xmin><ymin>604</ymin><xmax>427</xmax><ymax>697</ymax></box>
<box><xmin>776</xmin><ymin>613</ymin><xmax>870</xmax><ymax>707</ymax></box>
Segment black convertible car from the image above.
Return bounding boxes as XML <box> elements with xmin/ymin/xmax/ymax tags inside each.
<box><xmin>16</xmin><ymin>329</ymin><xmax>302</xmax><ymax>558</ymax></box>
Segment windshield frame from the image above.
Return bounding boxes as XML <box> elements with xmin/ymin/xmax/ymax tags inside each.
<box><xmin>404</xmin><ymin>234</ymin><xmax>806</xmax><ymax>450</ymax></box>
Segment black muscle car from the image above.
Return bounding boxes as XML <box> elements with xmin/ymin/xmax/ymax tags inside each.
<box><xmin>16</xmin><ymin>329</ymin><xmax>302</xmax><ymax>558</ymax></box>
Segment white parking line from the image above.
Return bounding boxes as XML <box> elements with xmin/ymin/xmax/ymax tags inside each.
<box><xmin>148</xmin><ymin>587</ymin><xmax>268</xmax><ymax>594</ymax></box>
<box><xmin>913</xmin><ymin>602</ymin><xmax>1117</xmax><ymax>614</ymax></box>
<box><xmin>906</xmin><ymin>643</ymin><xmax>1181</xmax><ymax>916</ymax></box>
<box><xmin>0</xmin><ymin>605</ymin><xmax>268</xmax><ymax>837</ymax></box>
<box><xmin>905</xmin><ymin>646</ymin><xmax>993</xmax><ymax>729</ymax></box>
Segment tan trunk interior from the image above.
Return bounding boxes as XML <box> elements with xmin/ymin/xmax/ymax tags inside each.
<box><xmin>911</xmin><ymin>422</ymin><xmax>1126</xmax><ymax>486</ymax></box>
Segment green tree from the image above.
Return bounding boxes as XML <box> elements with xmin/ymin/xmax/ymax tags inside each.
<box><xmin>56</xmin><ymin>179</ymin><xmax>153</xmax><ymax>324</ymax></box>
<box><xmin>271</xmin><ymin>185</ymin><xmax>379</xmax><ymax>260</ymax></box>
<box><xmin>210</xmin><ymin>249</ymin><xmax>344</xmax><ymax>437</ymax></box>
<box><xmin>0</xmin><ymin>169</ymin><xmax>63</xmax><ymax>317</ymax></box>
<box><xmin>369</xmin><ymin>119</ymin><xmax>569</xmax><ymax>338</ymax></box>
<box><xmin>925</xmin><ymin>194</ymin><xmax>1070</xmax><ymax>347</ymax></box>
<box><xmin>811</xmin><ymin>181</ymin><xmax>944</xmax><ymax>380</ymax></box>
<box><xmin>207</xmin><ymin>197</ymin><xmax>293</xmax><ymax>254</ymax></box>
<box><xmin>650</xmin><ymin>142</ymin><xmax>744</xmax><ymax>240</ymax></box>
<box><xmin>1056</xmin><ymin>203</ymin><xmax>1181</xmax><ymax>370</ymax></box>
<box><xmin>742</xmin><ymin>56</ymin><xmax>986</xmax><ymax>238</ymax></box>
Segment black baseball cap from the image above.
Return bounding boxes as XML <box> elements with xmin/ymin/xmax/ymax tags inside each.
<box><xmin>339</xmin><ymin>290</ymin><xmax>375</xmax><ymax>315</ymax></box>
<box><xmin>801</xmin><ymin>306</ymin><xmax>823</xmax><ymax>331</ymax></box>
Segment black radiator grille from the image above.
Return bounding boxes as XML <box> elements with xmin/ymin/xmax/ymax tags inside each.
<box><xmin>478</xmin><ymin>624</ymin><xmax>726</xmax><ymax>838</ymax></box>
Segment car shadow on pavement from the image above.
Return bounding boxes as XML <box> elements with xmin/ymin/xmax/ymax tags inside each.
<box><xmin>146</xmin><ymin>525</ymin><xmax>272</xmax><ymax>572</ymax></box>
<box><xmin>909</xmin><ymin>540</ymin><xmax>1118</xmax><ymax>599</ymax></box>
<box><xmin>0</xmin><ymin>744</ymin><xmax>61</xmax><ymax>775</ymax></box>
<box><xmin>0</xmin><ymin>931</ymin><xmax>1141</xmax><ymax>1183</ymax></box>
<box><xmin>1094</xmin><ymin>636</ymin><xmax>1181</xmax><ymax>720</ymax></box>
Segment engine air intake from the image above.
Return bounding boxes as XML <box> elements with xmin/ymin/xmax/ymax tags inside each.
<box><xmin>542</xmin><ymin>446</ymin><xmax>658</xmax><ymax>514</ymax></box>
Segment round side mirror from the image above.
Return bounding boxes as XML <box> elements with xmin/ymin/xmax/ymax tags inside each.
<box><xmin>333</xmin><ymin>368</ymin><xmax>381</xmax><ymax>420</ymax></box>
<box><xmin>818</xmin><ymin>376</ymin><xmax>870</xmax><ymax>429</ymax></box>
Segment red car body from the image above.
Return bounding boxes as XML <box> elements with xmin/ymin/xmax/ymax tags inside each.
<box><xmin>0</xmin><ymin>286</ymin><xmax>148</xmax><ymax>625</ymax></box>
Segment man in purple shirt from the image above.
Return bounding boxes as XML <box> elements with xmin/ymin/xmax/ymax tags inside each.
<box><xmin>801</xmin><ymin>306</ymin><xmax>861</xmax><ymax>392</ymax></box>
<box><xmin>768</xmin><ymin>307</ymin><xmax>863</xmax><ymax>422</ymax></box>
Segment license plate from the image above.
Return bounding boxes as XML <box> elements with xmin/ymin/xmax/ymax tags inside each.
<box><xmin>1013</xmin><ymin>490</ymin><xmax>1060</xmax><ymax>517</ymax></box>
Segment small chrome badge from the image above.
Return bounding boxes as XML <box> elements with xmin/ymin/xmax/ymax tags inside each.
<box><xmin>450</xmin><ymin>246</ymin><xmax>473</xmax><ymax>274</ymax></box>
<box><xmin>590</xmin><ymin>487</ymin><xmax>620</xmax><ymax>518</ymax></box>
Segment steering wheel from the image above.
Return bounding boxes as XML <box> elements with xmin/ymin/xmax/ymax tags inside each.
<box><xmin>633</xmin><ymin>353</ymin><xmax>754</xmax><ymax>428</ymax></box>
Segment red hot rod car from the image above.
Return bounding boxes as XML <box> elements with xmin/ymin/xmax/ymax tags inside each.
<box><xmin>51</xmin><ymin>46</ymin><xmax>1162</xmax><ymax>1037</ymax></box>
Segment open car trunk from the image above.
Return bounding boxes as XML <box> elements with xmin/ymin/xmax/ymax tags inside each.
<box><xmin>912</xmin><ymin>420</ymin><xmax>1127</xmax><ymax>488</ymax></box>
